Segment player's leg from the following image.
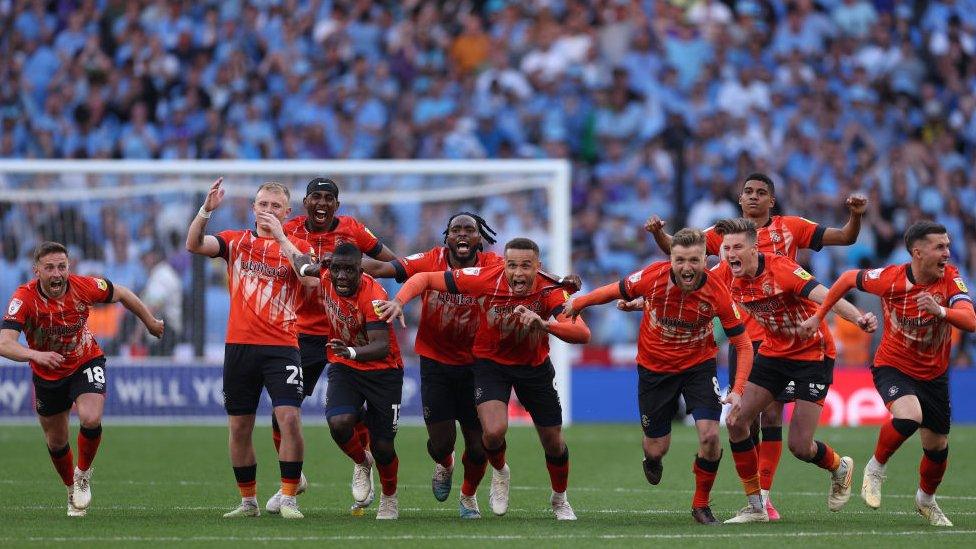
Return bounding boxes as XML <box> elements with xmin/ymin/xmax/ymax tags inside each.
<box><xmin>516</xmin><ymin>358</ymin><xmax>574</xmax><ymax>520</ymax></box>
<box><xmin>37</xmin><ymin>394</ymin><xmax>79</xmax><ymax>516</ymax></box>
<box><xmin>863</xmin><ymin>367</ymin><xmax>922</xmax><ymax>509</ymax></box>
<box><xmin>361</xmin><ymin>368</ymin><xmax>404</xmax><ymax>520</ymax></box>
<box><xmin>456</xmin><ymin>363</ymin><xmax>486</xmax><ymax>518</ymax></box>
<box><xmin>758</xmin><ymin>392</ymin><xmax>789</xmax><ymax>520</ymax></box>
<box><xmin>68</xmin><ymin>357</ymin><xmax>108</xmax><ymax>511</ymax></box>
<box><xmin>222</xmin><ymin>345</ymin><xmax>262</xmax><ymax>518</ymax></box>
<box><xmin>788</xmin><ymin>401</ymin><xmax>852</xmax><ymax>512</ymax></box>
<box><xmin>682</xmin><ymin>361</ymin><xmax>723</xmax><ymax>525</ymax></box>
<box><xmin>325</xmin><ymin>364</ymin><xmax>373</xmax><ymax>508</ymax></box>
<box><xmin>724</xmin><ymin>374</ymin><xmax>777</xmax><ymax>523</ymax></box>
<box><xmin>262</xmin><ymin>346</ymin><xmax>306</xmax><ymax>519</ymax></box>
<box><xmin>636</xmin><ymin>366</ymin><xmax>684</xmax><ymax>486</ymax></box>
<box><xmin>728</xmin><ymin>342</ymin><xmax>762</xmax><ymax>448</ymax></box>
<box><xmin>420</xmin><ymin>357</ymin><xmax>458</xmax><ymax>502</ymax></box>
<box><xmin>914</xmin><ymin>374</ymin><xmax>952</xmax><ymax>526</ymax></box>
<box><xmin>474</xmin><ymin>359</ymin><xmax>514</xmax><ymax>516</ymax></box>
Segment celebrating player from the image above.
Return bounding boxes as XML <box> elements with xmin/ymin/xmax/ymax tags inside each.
<box><xmin>645</xmin><ymin>172</ymin><xmax>867</xmax><ymax>518</ymax></box>
<box><xmin>803</xmin><ymin>221</ymin><xmax>975</xmax><ymax>526</ymax></box>
<box><xmin>185</xmin><ymin>178</ymin><xmax>317</xmax><ymax>519</ymax></box>
<box><xmin>288</xmin><ymin>242</ymin><xmax>405</xmax><ymax>519</ymax></box>
<box><xmin>267</xmin><ymin>177</ymin><xmax>395</xmax><ymax>515</ymax></box>
<box><xmin>713</xmin><ymin>218</ymin><xmax>875</xmax><ymax>523</ymax></box>
<box><xmin>0</xmin><ymin>241</ymin><xmax>164</xmax><ymax>517</ymax></box>
<box><xmin>564</xmin><ymin>228</ymin><xmax>754</xmax><ymax>525</ymax></box>
<box><xmin>361</xmin><ymin>212</ymin><xmax>501</xmax><ymax>518</ymax></box>
<box><xmin>376</xmin><ymin>237</ymin><xmax>589</xmax><ymax>520</ymax></box>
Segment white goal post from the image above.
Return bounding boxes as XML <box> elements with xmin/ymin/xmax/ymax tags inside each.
<box><xmin>0</xmin><ymin>159</ymin><xmax>574</xmax><ymax>424</ymax></box>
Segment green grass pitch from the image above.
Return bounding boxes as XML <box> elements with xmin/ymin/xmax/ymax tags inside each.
<box><xmin>1</xmin><ymin>423</ymin><xmax>974</xmax><ymax>548</ymax></box>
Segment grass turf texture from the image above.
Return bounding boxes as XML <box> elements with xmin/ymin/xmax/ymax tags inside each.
<box><xmin>1</xmin><ymin>424</ymin><xmax>974</xmax><ymax>548</ymax></box>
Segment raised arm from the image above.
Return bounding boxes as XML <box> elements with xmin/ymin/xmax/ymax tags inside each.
<box><xmin>645</xmin><ymin>215</ymin><xmax>674</xmax><ymax>254</ymax></box>
<box><xmin>806</xmin><ymin>283</ymin><xmax>874</xmax><ymax>329</ymax></box>
<box><xmin>371</xmin><ymin>245</ymin><xmax>396</xmax><ymax>262</ymax></box>
<box><xmin>821</xmin><ymin>194</ymin><xmax>867</xmax><ymax>246</ymax></box>
<box><xmin>260</xmin><ymin>211</ymin><xmax>318</xmax><ymax>287</ymax></box>
<box><xmin>111</xmin><ymin>284</ymin><xmax>165</xmax><ymax>338</ymax></box>
<box><xmin>810</xmin><ymin>270</ymin><xmax>860</xmax><ymax>322</ymax></box>
<box><xmin>513</xmin><ymin>306</ymin><xmax>591</xmax><ymax>344</ymax></box>
<box><xmin>361</xmin><ymin>256</ymin><xmax>398</xmax><ymax>279</ymax></box>
<box><xmin>185</xmin><ymin>177</ymin><xmax>225</xmax><ymax>257</ymax></box>
<box><xmin>374</xmin><ymin>271</ymin><xmax>450</xmax><ymax>323</ymax></box>
<box><xmin>563</xmin><ymin>282</ymin><xmax>626</xmax><ymax>318</ymax></box>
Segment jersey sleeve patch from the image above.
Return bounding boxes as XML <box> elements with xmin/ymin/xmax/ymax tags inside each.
<box><xmin>793</xmin><ymin>267</ymin><xmax>813</xmax><ymax>281</ymax></box>
<box><xmin>954</xmin><ymin>277</ymin><xmax>969</xmax><ymax>294</ymax></box>
<box><xmin>7</xmin><ymin>298</ymin><xmax>23</xmax><ymax>316</ymax></box>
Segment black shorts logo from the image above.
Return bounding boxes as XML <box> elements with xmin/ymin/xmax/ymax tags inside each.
<box><xmin>641</xmin><ymin>414</ymin><xmax>650</xmax><ymax>428</ymax></box>
<box><xmin>888</xmin><ymin>385</ymin><xmax>899</xmax><ymax>397</ymax></box>
<box><xmin>35</xmin><ymin>399</ymin><xmax>44</xmax><ymax>412</ymax></box>
<box><xmin>808</xmin><ymin>383</ymin><xmax>826</xmax><ymax>399</ymax></box>
<box><xmin>783</xmin><ymin>381</ymin><xmax>796</xmax><ymax>396</ymax></box>
<box><xmin>475</xmin><ymin>387</ymin><xmax>483</xmax><ymax>400</ymax></box>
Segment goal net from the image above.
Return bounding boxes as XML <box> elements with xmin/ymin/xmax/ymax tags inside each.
<box><xmin>0</xmin><ymin>159</ymin><xmax>572</xmax><ymax>424</ymax></box>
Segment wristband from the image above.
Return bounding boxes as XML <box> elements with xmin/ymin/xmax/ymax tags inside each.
<box><xmin>347</xmin><ymin>347</ymin><xmax>357</xmax><ymax>360</ymax></box>
<box><xmin>198</xmin><ymin>206</ymin><xmax>212</xmax><ymax>219</ymax></box>
<box><xmin>299</xmin><ymin>264</ymin><xmax>310</xmax><ymax>277</ymax></box>
<box><xmin>938</xmin><ymin>306</ymin><xmax>947</xmax><ymax>318</ymax></box>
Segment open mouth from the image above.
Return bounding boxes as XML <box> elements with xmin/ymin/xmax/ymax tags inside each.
<box><xmin>937</xmin><ymin>260</ymin><xmax>947</xmax><ymax>271</ymax></box>
<box><xmin>336</xmin><ymin>282</ymin><xmax>350</xmax><ymax>294</ymax></box>
<box><xmin>455</xmin><ymin>241</ymin><xmax>471</xmax><ymax>254</ymax></box>
<box><xmin>49</xmin><ymin>279</ymin><xmax>64</xmax><ymax>290</ymax></box>
<box><xmin>512</xmin><ymin>279</ymin><xmax>528</xmax><ymax>293</ymax></box>
<box><xmin>679</xmin><ymin>271</ymin><xmax>696</xmax><ymax>284</ymax></box>
<box><xmin>728</xmin><ymin>258</ymin><xmax>742</xmax><ymax>275</ymax></box>
<box><xmin>313</xmin><ymin>208</ymin><xmax>329</xmax><ymax>224</ymax></box>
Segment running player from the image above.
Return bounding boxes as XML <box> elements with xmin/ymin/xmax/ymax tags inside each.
<box><xmin>804</xmin><ymin>221</ymin><xmax>975</xmax><ymax>526</ymax></box>
<box><xmin>0</xmin><ymin>241</ymin><xmax>164</xmax><ymax>517</ymax></box>
<box><xmin>645</xmin><ymin>172</ymin><xmax>867</xmax><ymax>518</ymax></box>
<box><xmin>185</xmin><ymin>178</ymin><xmax>317</xmax><ymax>519</ymax></box>
<box><xmin>376</xmin><ymin>237</ymin><xmax>589</xmax><ymax>520</ymax></box>
<box><xmin>563</xmin><ymin>228</ymin><xmax>755</xmax><ymax>525</ymax></box>
<box><xmin>288</xmin><ymin>242</ymin><xmax>405</xmax><ymax>519</ymax></box>
<box><xmin>713</xmin><ymin>218</ymin><xmax>875</xmax><ymax>523</ymax></box>
<box><xmin>267</xmin><ymin>177</ymin><xmax>395</xmax><ymax>514</ymax></box>
<box><xmin>361</xmin><ymin>212</ymin><xmax>501</xmax><ymax>518</ymax></box>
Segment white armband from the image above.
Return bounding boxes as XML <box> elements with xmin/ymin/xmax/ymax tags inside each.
<box><xmin>938</xmin><ymin>306</ymin><xmax>947</xmax><ymax>318</ymax></box>
<box><xmin>299</xmin><ymin>264</ymin><xmax>311</xmax><ymax>277</ymax></box>
<box><xmin>197</xmin><ymin>206</ymin><xmax>212</xmax><ymax>219</ymax></box>
<box><xmin>347</xmin><ymin>347</ymin><xmax>357</xmax><ymax>360</ymax></box>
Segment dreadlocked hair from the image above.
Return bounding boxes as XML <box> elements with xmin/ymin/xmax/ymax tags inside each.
<box><xmin>443</xmin><ymin>212</ymin><xmax>498</xmax><ymax>249</ymax></box>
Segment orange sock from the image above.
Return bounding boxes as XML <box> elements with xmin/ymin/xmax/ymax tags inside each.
<box><xmin>692</xmin><ymin>454</ymin><xmax>721</xmax><ymax>508</ymax></box>
<box><xmin>919</xmin><ymin>447</ymin><xmax>948</xmax><ymax>495</ymax></box>
<box><xmin>354</xmin><ymin>421</ymin><xmax>370</xmax><ymax>451</ymax></box>
<box><xmin>48</xmin><ymin>444</ymin><xmax>74</xmax><ymax>486</ymax></box>
<box><xmin>279</xmin><ymin>460</ymin><xmax>302</xmax><ymax>496</ymax></box>
<box><xmin>461</xmin><ymin>451</ymin><xmax>488</xmax><ymax>497</ymax></box>
<box><xmin>545</xmin><ymin>450</ymin><xmax>569</xmax><ymax>493</ymax></box>
<box><xmin>376</xmin><ymin>455</ymin><xmax>399</xmax><ymax>496</ymax></box>
<box><xmin>758</xmin><ymin>427</ymin><xmax>782</xmax><ymax>491</ymax></box>
<box><xmin>730</xmin><ymin>438</ymin><xmax>761</xmax><ymax>496</ymax></box>
<box><xmin>485</xmin><ymin>440</ymin><xmax>507</xmax><ymax>471</ymax></box>
<box><xmin>810</xmin><ymin>441</ymin><xmax>841</xmax><ymax>472</ymax></box>
<box><xmin>233</xmin><ymin>464</ymin><xmax>257</xmax><ymax>498</ymax></box>
<box><xmin>339</xmin><ymin>432</ymin><xmax>367</xmax><ymax>464</ymax></box>
<box><xmin>874</xmin><ymin>418</ymin><xmax>918</xmax><ymax>464</ymax></box>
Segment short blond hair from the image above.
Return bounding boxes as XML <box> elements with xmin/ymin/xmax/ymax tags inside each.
<box><xmin>672</xmin><ymin>228</ymin><xmax>706</xmax><ymax>249</ymax></box>
<box><xmin>255</xmin><ymin>182</ymin><xmax>291</xmax><ymax>202</ymax></box>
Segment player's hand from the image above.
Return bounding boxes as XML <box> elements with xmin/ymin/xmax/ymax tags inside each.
<box><xmin>146</xmin><ymin>317</ymin><xmax>165</xmax><ymax>338</ymax></box>
<box><xmin>562</xmin><ymin>298</ymin><xmax>581</xmax><ymax>320</ymax></box>
<box><xmin>558</xmin><ymin>274</ymin><xmax>582</xmax><ymax>294</ymax></box>
<box><xmin>915</xmin><ymin>292</ymin><xmax>942</xmax><ymax>316</ymax></box>
<box><xmin>374</xmin><ymin>299</ymin><xmax>405</xmax><ymax>326</ymax></box>
<box><xmin>256</xmin><ymin>211</ymin><xmax>285</xmax><ymax>240</ymax></box>
<box><xmin>644</xmin><ymin>215</ymin><xmax>666</xmax><ymax>235</ymax></box>
<box><xmin>797</xmin><ymin>316</ymin><xmax>820</xmax><ymax>339</ymax></box>
<box><xmin>616</xmin><ymin>297</ymin><xmax>644</xmax><ymax>311</ymax></box>
<box><xmin>722</xmin><ymin>390</ymin><xmax>742</xmax><ymax>421</ymax></box>
<box><xmin>328</xmin><ymin>339</ymin><xmax>353</xmax><ymax>359</ymax></box>
<box><xmin>856</xmin><ymin>311</ymin><xmax>878</xmax><ymax>333</ymax></box>
<box><xmin>845</xmin><ymin>193</ymin><xmax>868</xmax><ymax>215</ymax></box>
<box><xmin>514</xmin><ymin>305</ymin><xmax>547</xmax><ymax>331</ymax></box>
<box><xmin>30</xmin><ymin>350</ymin><xmax>65</xmax><ymax>370</ymax></box>
<box><xmin>319</xmin><ymin>252</ymin><xmax>333</xmax><ymax>270</ymax></box>
<box><xmin>203</xmin><ymin>177</ymin><xmax>225</xmax><ymax>212</ymax></box>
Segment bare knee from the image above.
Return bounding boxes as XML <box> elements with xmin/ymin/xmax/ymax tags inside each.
<box><xmin>274</xmin><ymin>407</ymin><xmax>301</xmax><ymax>432</ymax></box>
<box><xmin>788</xmin><ymin>438</ymin><xmax>814</xmax><ymax>460</ymax></box>
<box><xmin>699</xmin><ymin>432</ymin><xmax>720</xmax><ymax>458</ymax></box>
<box><xmin>371</xmin><ymin>438</ymin><xmax>396</xmax><ymax>464</ymax></box>
<box><xmin>328</xmin><ymin>415</ymin><xmax>357</xmax><ymax>443</ymax></box>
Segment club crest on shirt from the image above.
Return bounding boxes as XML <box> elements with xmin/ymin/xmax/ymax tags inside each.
<box><xmin>762</xmin><ymin>282</ymin><xmax>773</xmax><ymax>296</ymax></box>
<box><xmin>932</xmin><ymin>293</ymin><xmax>945</xmax><ymax>305</ymax></box>
<box><xmin>769</xmin><ymin>232</ymin><xmax>782</xmax><ymax>243</ymax></box>
<box><xmin>7</xmin><ymin>298</ymin><xmax>22</xmax><ymax>316</ymax></box>
<box><xmin>76</xmin><ymin>303</ymin><xmax>86</xmax><ymax>312</ymax></box>
<box><xmin>793</xmin><ymin>267</ymin><xmax>812</xmax><ymax>281</ymax></box>
<box><xmin>954</xmin><ymin>277</ymin><xmax>969</xmax><ymax>293</ymax></box>
<box><xmin>698</xmin><ymin>302</ymin><xmax>712</xmax><ymax>314</ymax></box>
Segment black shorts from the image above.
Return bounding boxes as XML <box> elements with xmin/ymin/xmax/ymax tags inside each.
<box><xmin>749</xmin><ymin>354</ymin><xmax>834</xmax><ymax>403</ymax></box>
<box><xmin>637</xmin><ymin>359</ymin><xmax>722</xmax><ymax>438</ymax></box>
<box><xmin>298</xmin><ymin>333</ymin><xmax>329</xmax><ymax>396</ymax></box>
<box><xmin>325</xmin><ymin>363</ymin><xmax>404</xmax><ymax>440</ymax></box>
<box><xmin>33</xmin><ymin>357</ymin><xmax>107</xmax><ymax>417</ymax></box>
<box><xmin>873</xmin><ymin>366</ymin><xmax>951</xmax><ymax>435</ymax></box>
<box><xmin>729</xmin><ymin>340</ymin><xmax>795</xmax><ymax>403</ymax></box>
<box><xmin>473</xmin><ymin>358</ymin><xmax>562</xmax><ymax>427</ymax></box>
<box><xmin>223</xmin><ymin>344</ymin><xmax>304</xmax><ymax>415</ymax></box>
<box><xmin>420</xmin><ymin>356</ymin><xmax>480</xmax><ymax>429</ymax></box>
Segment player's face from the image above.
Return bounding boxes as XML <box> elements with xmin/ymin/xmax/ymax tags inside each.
<box><xmin>330</xmin><ymin>254</ymin><xmax>362</xmax><ymax>297</ymax></box>
<box><xmin>670</xmin><ymin>244</ymin><xmax>706</xmax><ymax>291</ymax></box>
<box><xmin>722</xmin><ymin>233</ymin><xmax>758</xmax><ymax>278</ymax></box>
<box><xmin>253</xmin><ymin>189</ymin><xmax>291</xmax><ymax>222</ymax></box>
<box><xmin>446</xmin><ymin>215</ymin><xmax>480</xmax><ymax>263</ymax></box>
<box><xmin>303</xmin><ymin>190</ymin><xmax>339</xmax><ymax>230</ymax></box>
<box><xmin>504</xmin><ymin>248</ymin><xmax>539</xmax><ymax>295</ymax></box>
<box><xmin>739</xmin><ymin>180</ymin><xmax>774</xmax><ymax>217</ymax></box>
<box><xmin>914</xmin><ymin>233</ymin><xmax>951</xmax><ymax>279</ymax></box>
<box><xmin>34</xmin><ymin>252</ymin><xmax>70</xmax><ymax>297</ymax></box>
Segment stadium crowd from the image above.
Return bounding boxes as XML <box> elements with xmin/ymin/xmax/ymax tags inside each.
<box><xmin>1</xmin><ymin>0</ymin><xmax>976</xmax><ymax>363</ymax></box>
